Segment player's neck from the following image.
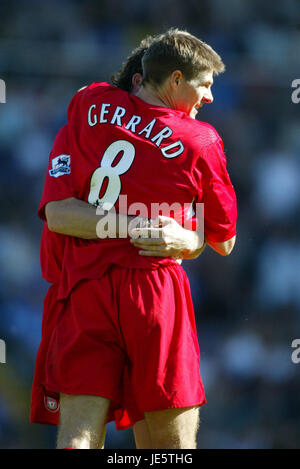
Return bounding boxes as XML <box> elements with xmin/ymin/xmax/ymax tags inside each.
<box><xmin>136</xmin><ymin>85</ymin><xmax>170</xmax><ymax>109</ymax></box>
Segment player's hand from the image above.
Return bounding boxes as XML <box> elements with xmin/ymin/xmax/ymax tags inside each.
<box><xmin>129</xmin><ymin>215</ymin><xmax>205</xmax><ymax>260</ymax></box>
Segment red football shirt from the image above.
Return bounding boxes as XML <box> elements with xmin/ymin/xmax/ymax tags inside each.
<box><xmin>38</xmin><ymin>124</ymin><xmax>73</xmax><ymax>283</ymax></box>
<box><xmin>54</xmin><ymin>82</ymin><xmax>236</xmax><ymax>299</ymax></box>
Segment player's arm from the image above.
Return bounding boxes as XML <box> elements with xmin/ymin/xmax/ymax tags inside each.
<box><xmin>45</xmin><ymin>197</ymin><xmax>135</xmax><ymax>239</ymax></box>
<box><xmin>206</xmin><ymin>235</ymin><xmax>236</xmax><ymax>256</ymax></box>
<box><xmin>194</xmin><ymin>136</ymin><xmax>237</xmax><ymax>256</ymax></box>
<box><xmin>45</xmin><ymin>197</ymin><xmax>206</xmax><ymax>262</ymax></box>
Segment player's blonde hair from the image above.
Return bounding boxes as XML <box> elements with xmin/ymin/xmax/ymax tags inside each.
<box><xmin>142</xmin><ymin>28</ymin><xmax>225</xmax><ymax>87</ymax></box>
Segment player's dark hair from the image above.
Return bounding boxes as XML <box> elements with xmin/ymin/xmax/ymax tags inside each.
<box><xmin>111</xmin><ymin>36</ymin><xmax>154</xmax><ymax>92</ymax></box>
<box><xmin>142</xmin><ymin>28</ymin><xmax>225</xmax><ymax>87</ymax></box>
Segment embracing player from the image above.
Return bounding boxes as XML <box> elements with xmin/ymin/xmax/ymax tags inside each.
<box><xmin>31</xmin><ymin>34</ymin><xmax>207</xmax><ymax>447</ymax></box>
<box><xmin>34</xmin><ymin>28</ymin><xmax>236</xmax><ymax>449</ymax></box>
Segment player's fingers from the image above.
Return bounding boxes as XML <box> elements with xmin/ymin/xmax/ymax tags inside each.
<box><xmin>150</xmin><ymin>216</ymin><xmax>161</xmax><ymax>227</ymax></box>
<box><xmin>158</xmin><ymin>215</ymin><xmax>173</xmax><ymax>226</ymax></box>
<box><xmin>136</xmin><ymin>244</ymin><xmax>169</xmax><ymax>252</ymax></box>
<box><xmin>130</xmin><ymin>227</ymin><xmax>163</xmax><ymax>238</ymax></box>
<box><xmin>138</xmin><ymin>250</ymin><xmax>173</xmax><ymax>257</ymax></box>
<box><xmin>131</xmin><ymin>237</ymin><xmax>165</xmax><ymax>246</ymax></box>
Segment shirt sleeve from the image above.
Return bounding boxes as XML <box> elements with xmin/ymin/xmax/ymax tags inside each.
<box><xmin>194</xmin><ymin>137</ymin><xmax>237</xmax><ymax>243</ymax></box>
<box><xmin>38</xmin><ymin>124</ymin><xmax>74</xmax><ymax>220</ymax></box>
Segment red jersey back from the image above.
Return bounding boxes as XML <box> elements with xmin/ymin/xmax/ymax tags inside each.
<box><xmin>58</xmin><ymin>82</ymin><xmax>236</xmax><ymax>298</ymax></box>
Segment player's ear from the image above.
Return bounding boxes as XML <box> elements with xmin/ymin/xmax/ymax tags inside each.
<box><xmin>170</xmin><ymin>70</ymin><xmax>184</xmax><ymax>91</ymax></box>
<box><xmin>131</xmin><ymin>73</ymin><xmax>143</xmax><ymax>94</ymax></box>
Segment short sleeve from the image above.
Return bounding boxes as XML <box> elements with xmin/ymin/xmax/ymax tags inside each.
<box><xmin>194</xmin><ymin>138</ymin><xmax>237</xmax><ymax>243</ymax></box>
<box><xmin>38</xmin><ymin>124</ymin><xmax>74</xmax><ymax>220</ymax></box>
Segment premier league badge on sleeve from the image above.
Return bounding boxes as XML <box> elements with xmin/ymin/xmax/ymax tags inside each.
<box><xmin>49</xmin><ymin>154</ymin><xmax>71</xmax><ymax>178</ymax></box>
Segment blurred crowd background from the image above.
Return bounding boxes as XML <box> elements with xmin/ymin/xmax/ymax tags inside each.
<box><xmin>0</xmin><ymin>0</ymin><xmax>299</xmax><ymax>449</ymax></box>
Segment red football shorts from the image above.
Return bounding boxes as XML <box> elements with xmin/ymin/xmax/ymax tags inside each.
<box><xmin>30</xmin><ymin>283</ymin><xmax>64</xmax><ymax>425</ymax></box>
<box><xmin>31</xmin><ymin>264</ymin><xmax>206</xmax><ymax>429</ymax></box>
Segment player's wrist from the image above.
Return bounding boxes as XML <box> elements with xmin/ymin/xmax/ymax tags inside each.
<box><xmin>181</xmin><ymin>229</ymin><xmax>204</xmax><ymax>258</ymax></box>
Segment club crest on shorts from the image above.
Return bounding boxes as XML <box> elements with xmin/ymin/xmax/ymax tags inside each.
<box><xmin>44</xmin><ymin>395</ymin><xmax>60</xmax><ymax>413</ymax></box>
<box><xmin>49</xmin><ymin>154</ymin><xmax>71</xmax><ymax>178</ymax></box>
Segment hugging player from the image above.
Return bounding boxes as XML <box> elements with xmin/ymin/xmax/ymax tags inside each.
<box><xmin>32</xmin><ymin>28</ymin><xmax>236</xmax><ymax>449</ymax></box>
